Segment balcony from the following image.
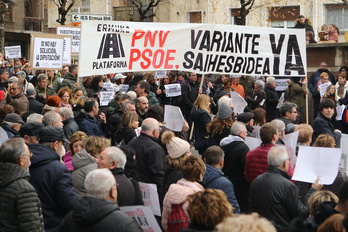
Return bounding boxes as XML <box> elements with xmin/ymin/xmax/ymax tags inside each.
<box><xmin>24</xmin><ymin>17</ymin><xmax>42</xmax><ymax>32</ymax></box>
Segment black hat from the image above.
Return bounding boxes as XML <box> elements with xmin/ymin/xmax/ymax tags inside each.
<box><xmin>4</xmin><ymin>113</ymin><xmax>25</xmax><ymax>124</ymax></box>
<box><xmin>38</xmin><ymin>126</ymin><xmax>69</xmax><ymax>143</ymax></box>
<box><xmin>237</xmin><ymin>112</ymin><xmax>255</xmax><ymax>123</ymax></box>
<box><xmin>19</xmin><ymin>122</ymin><xmax>44</xmax><ymax>137</ymax></box>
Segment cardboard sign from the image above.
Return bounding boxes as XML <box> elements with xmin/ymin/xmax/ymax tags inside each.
<box><xmin>5</xmin><ymin>45</ymin><xmax>21</xmax><ymax>59</ymax></box>
<box><xmin>78</xmin><ymin>21</ymin><xmax>307</xmax><ymax>77</ymax></box>
<box><xmin>138</xmin><ymin>182</ymin><xmax>161</xmax><ymax>216</ymax></box>
<box><xmin>275</xmin><ymin>79</ymin><xmax>289</xmax><ymax>91</ymax></box>
<box><xmin>164</xmin><ymin>83</ymin><xmax>181</xmax><ymax>97</ymax></box>
<box><xmin>120</xmin><ymin>206</ymin><xmax>162</xmax><ymax>232</ymax></box>
<box><xmin>99</xmin><ymin>91</ymin><xmax>114</xmax><ymax>106</ymax></box>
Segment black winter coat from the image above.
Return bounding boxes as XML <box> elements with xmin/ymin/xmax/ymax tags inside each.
<box><xmin>59</xmin><ymin>197</ymin><xmax>142</xmax><ymax>232</ymax></box>
<box><xmin>312</xmin><ymin>112</ymin><xmax>341</xmax><ymax>147</ymax></box>
<box><xmin>29</xmin><ymin>144</ymin><xmax>77</xmax><ymax>232</ymax></box>
<box><xmin>111</xmin><ymin>168</ymin><xmax>136</xmax><ymax>207</ymax></box>
<box><xmin>0</xmin><ymin>163</ymin><xmax>44</xmax><ymax>232</ymax></box>
<box><xmin>250</xmin><ymin>166</ymin><xmax>316</xmax><ymax>232</ymax></box>
<box><xmin>28</xmin><ymin>96</ymin><xmax>44</xmax><ymax>114</ymax></box>
<box><xmin>265</xmin><ymin>84</ymin><xmax>279</xmax><ymax>121</ymax></box>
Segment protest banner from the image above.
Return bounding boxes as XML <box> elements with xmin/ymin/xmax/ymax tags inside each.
<box><xmin>63</xmin><ymin>37</ymin><xmax>72</xmax><ymax>65</ymax></box>
<box><xmin>138</xmin><ymin>182</ymin><xmax>161</xmax><ymax>216</ymax></box>
<box><xmin>57</xmin><ymin>26</ymin><xmax>81</xmax><ymax>53</ymax></box>
<box><xmin>120</xmin><ymin>206</ymin><xmax>162</xmax><ymax>232</ymax></box>
<box><xmin>275</xmin><ymin>79</ymin><xmax>289</xmax><ymax>91</ymax></box>
<box><xmin>78</xmin><ymin>21</ymin><xmax>307</xmax><ymax>77</ymax></box>
<box><xmin>31</xmin><ymin>33</ymin><xmax>65</xmax><ymax>69</ymax></box>
<box><xmin>164</xmin><ymin>83</ymin><xmax>181</xmax><ymax>97</ymax></box>
<box><xmin>118</xmin><ymin>84</ymin><xmax>129</xmax><ymax>93</ymax></box>
<box><xmin>245</xmin><ymin>136</ymin><xmax>262</xmax><ymax>151</ymax></box>
<box><xmin>99</xmin><ymin>91</ymin><xmax>114</xmax><ymax>106</ymax></box>
<box><xmin>4</xmin><ymin>45</ymin><xmax>21</xmax><ymax>59</ymax></box>
<box><xmin>155</xmin><ymin>70</ymin><xmax>166</xmax><ymax>79</ymax></box>
<box><xmin>319</xmin><ymin>82</ymin><xmax>331</xmax><ymax>97</ymax></box>
<box><xmin>103</xmin><ymin>82</ymin><xmax>114</xmax><ymax>92</ymax></box>
<box><xmin>292</xmin><ymin>146</ymin><xmax>342</xmax><ymax>184</ymax></box>
<box><xmin>164</xmin><ymin>105</ymin><xmax>185</xmax><ymax>132</ymax></box>
<box><xmin>230</xmin><ymin>91</ymin><xmax>247</xmax><ymax>114</ymax></box>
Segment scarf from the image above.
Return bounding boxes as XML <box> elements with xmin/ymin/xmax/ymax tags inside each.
<box><xmin>338</xmin><ymin>81</ymin><xmax>346</xmax><ymax>98</ymax></box>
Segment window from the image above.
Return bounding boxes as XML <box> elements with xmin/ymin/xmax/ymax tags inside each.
<box><xmin>268</xmin><ymin>6</ymin><xmax>299</xmax><ymax>28</ymax></box>
<box><xmin>71</xmin><ymin>0</ymin><xmax>90</xmax><ymax>13</ymax></box>
<box><xmin>188</xmin><ymin>11</ymin><xmax>202</xmax><ymax>23</ymax></box>
<box><xmin>229</xmin><ymin>8</ymin><xmax>243</xmax><ymax>25</ymax></box>
<box><xmin>325</xmin><ymin>4</ymin><xmax>348</xmax><ymax>31</ymax></box>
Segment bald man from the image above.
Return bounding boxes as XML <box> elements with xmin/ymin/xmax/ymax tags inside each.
<box><xmin>136</xmin><ymin>96</ymin><xmax>149</xmax><ymax>126</ymax></box>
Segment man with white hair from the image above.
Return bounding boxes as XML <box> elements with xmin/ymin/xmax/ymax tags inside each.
<box><xmin>128</xmin><ymin>117</ymin><xmax>166</xmax><ymax>202</ymax></box>
<box><xmin>250</xmin><ymin>146</ymin><xmax>322</xmax><ymax>232</ymax></box>
<box><xmin>272</xmin><ymin>119</ymin><xmax>286</xmax><ymax>145</ymax></box>
<box><xmin>60</xmin><ymin>169</ymin><xmax>142</xmax><ymax>231</ymax></box>
<box><xmin>26</xmin><ymin>113</ymin><xmax>43</xmax><ymax>123</ymax></box>
<box><xmin>42</xmin><ymin>111</ymin><xmax>63</xmax><ymax>128</ymax></box>
<box><xmin>58</xmin><ymin>107</ymin><xmax>79</xmax><ymax>139</ymax></box>
<box><xmin>97</xmin><ymin>146</ymin><xmax>136</xmax><ymax>206</ymax></box>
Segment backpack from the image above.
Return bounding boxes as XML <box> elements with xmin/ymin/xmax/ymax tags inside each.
<box><xmin>166</xmin><ymin>204</ymin><xmax>188</xmax><ymax>232</ymax></box>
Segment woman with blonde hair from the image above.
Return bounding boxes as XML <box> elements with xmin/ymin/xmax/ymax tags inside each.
<box><xmin>161</xmin><ymin>130</ymin><xmax>191</xmax><ymax>195</ymax></box>
<box><xmin>72</xmin><ymin>136</ymin><xmax>110</xmax><ymax>199</ymax></box>
<box><xmin>191</xmin><ymin>94</ymin><xmax>213</xmax><ymax>156</ymax></box>
<box><xmin>63</xmin><ymin>131</ymin><xmax>88</xmax><ymax>171</ymax></box>
<box><xmin>113</xmin><ymin>112</ymin><xmax>139</xmax><ymax>146</ymax></box>
<box><xmin>162</xmin><ymin>155</ymin><xmax>205</xmax><ymax>231</ymax></box>
<box><xmin>182</xmin><ymin>189</ymin><xmax>233</xmax><ymax>232</ymax></box>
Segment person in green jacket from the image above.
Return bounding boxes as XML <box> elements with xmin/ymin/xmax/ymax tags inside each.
<box><xmin>61</xmin><ymin>64</ymin><xmax>86</xmax><ymax>94</ymax></box>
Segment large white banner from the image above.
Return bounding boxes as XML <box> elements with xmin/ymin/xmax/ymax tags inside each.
<box><xmin>78</xmin><ymin>21</ymin><xmax>307</xmax><ymax>77</ymax></box>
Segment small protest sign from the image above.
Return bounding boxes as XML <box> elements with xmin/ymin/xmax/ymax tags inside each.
<box><xmin>99</xmin><ymin>91</ymin><xmax>114</xmax><ymax>106</ymax></box>
<box><xmin>155</xmin><ymin>70</ymin><xmax>166</xmax><ymax>79</ymax></box>
<box><xmin>120</xmin><ymin>206</ymin><xmax>162</xmax><ymax>232</ymax></box>
<box><xmin>164</xmin><ymin>84</ymin><xmax>181</xmax><ymax>97</ymax></box>
<box><xmin>138</xmin><ymin>182</ymin><xmax>161</xmax><ymax>216</ymax></box>
<box><xmin>5</xmin><ymin>45</ymin><xmax>21</xmax><ymax>59</ymax></box>
<box><xmin>275</xmin><ymin>79</ymin><xmax>289</xmax><ymax>91</ymax></box>
<box><xmin>230</xmin><ymin>91</ymin><xmax>247</xmax><ymax>114</ymax></box>
<box><xmin>164</xmin><ymin>105</ymin><xmax>185</xmax><ymax>132</ymax></box>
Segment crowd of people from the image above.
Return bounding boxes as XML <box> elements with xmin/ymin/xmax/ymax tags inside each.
<box><xmin>1</xmin><ymin>55</ymin><xmax>348</xmax><ymax>232</ymax></box>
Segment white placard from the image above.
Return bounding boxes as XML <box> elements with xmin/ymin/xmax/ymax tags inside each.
<box><xmin>164</xmin><ymin>105</ymin><xmax>185</xmax><ymax>132</ymax></box>
<box><xmin>259</xmin><ymin>99</ymin><xmax>265</xmax><ymax>106</ymax></box>
<box><xmin>63</xmin><ymin>37</ymin><xmax>72</xmax><ymax>65</ymax></box>
<box><xmin>155</xmin><ymin>70</ymin><xmax>166</xmax><ymax>79</ymax></box>
<box><xmin>99</xmin><ymin>91</ymin><xmax>114</xmax><ymax>106</ymax></box>
<box><xmin>275</xmin><ymin>79</ymin><xmax>289</xmax><ymax>91</ymax></box>
<box><xmin>78</xmin><ymin>21</ymin><xmax>307</xmax><ymax>77</ymax></box>
<box><xmin>340</xmin><ymin>134</ymin><xmax>348</xmax><ymax>173</ymax></box>
<box><xmin>319</xmin><ymin>82</ymin><xmax>331</xmax><ymax>97</ymax></box>
<box><xmin>283</xmin><ymin>131</ymin><xmax>299</xmax><ymax>168</ymax></box>
<box><xmin>164</xmin><ymin>83</ymin><xmax>181</xmax><ymax>97</ymax></box>
<box><xmin>245</xmin><ymin>136</ymin><xmax>262</xmax><ymax>151</ymax></box>
<box><xmin>32</xmin><ymin>37</ymin><xmax>64</xmax><ymax>69</ymax></box>
<box><xmin>276</xmin><ymin>92</ymin><xmax>285</xmax><ymax>109</ymax></box>
<box><xmin>103</xmin><ymin>82</ymin><xmax>114</xmax><ymax>92</ymax></box>
<box><xmin>336</xmin><ymin>105</ymin><xmax>345</xmax><ymax>121</ymax></box>
<box><xmin>138</xmin><ymin>182</ymin><xmax>161</xmax><ymax>216</ymax></box>
<box><xmin>230</xmin><ymin>91</ymin><xmax>247</xmax><ymax>114</ymax></box>
<box><xmin>5</xmin><ymin>45</ymin><xmax>21</xmax><ymax>59</ymax></box>
<box><xmin>57</xmin><ymin>26</ymin><xmax>81</xmax><ymax>53</ymax></box>
<box><xmin>120</xmin><ymin>206</ymin><xmax>162</xmax><ymax>232</ymax></box>
<box><xmin>292</xmin><ymin>146</ymin><xmax>342</xmax><ymax>184</ymax></box>
<box><xmin>118</xmin><ymin>84</ymin><xmax>129</xmax><ymax>93</ymax></box>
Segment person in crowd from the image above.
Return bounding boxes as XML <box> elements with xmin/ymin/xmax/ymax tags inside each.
<box><xmin>213</xmin><ymin>78</ymin><xmax>233</xmax><ymax>103</ymax></box>
<box><xmin>294</xmin><ymin>15</ymin><xmax>314</xmax><ymax>34</ymax></box>
<box><xmin>16</xmin><ymin>70</ymin><xmax>34</xmax><ymax>93</ymax></box>
<box><xmin>161</xmin><ymin>130</ymin><xmax>191</xmax><ymax>195</ymax></box>
<box><xmin>272</xmin><ymin>119</ymin><xmax>287</xmax><ymax>146</ymax></box>
<box><xmin>202</xmin><ymin>145</ymin><xmax>240</xmax><ymax>213</ymax></box>
<box><xmin>75</xmin><ymin>98</ymin><xmax>106</xmax><ymax>136</ymax></box>
<box><xmin>108</xmin><ymin>100</ymin><xmax>136</xmax><ymax>139</ymax></box>
<box><xmin>72</xmin><ymin>136</ymin><xmax>110</xmax><ymax>199</ymax></box>
<box><xmin>162</xmin><ymin>155</ymin><xmax>205</xmax><ymax>231</ymax></box>
<box><xmin>246</xmin><ymin>79</ymin><xmax>265</xmax><ymax>110</ymax></box>
<box><xmin>57</xmin><ymin>87</ymin><xmax>72</xmax><ymax>109</ymax></box>
<box><xmin>58</xmin><ymin>107</ymin><xmax>79</xmax><ymax>140</ymax></box>
<box><xmin>237</xmin><ymin>112</ymin><xmax>256</xmax><ymax>137</ymax></box>
<box><xmin>59</xmin><ymin>169</ymin><xmax>142</xmax><ymax>232</ymax></box>
<box><xmin>72</xmin><ymin>95</ymin><xmax>87</xmax><ymax>118</ymax></box>
<box><xmin>294</xmin><ymin>124</ymin><xmax>313</xmax><ymax>153</ymax></box>
<box><xmin>52</xmin><ymin>65</ymin><xmax>68</xmax><ymax>93</ymax></box>
<box><xmin>135</xmin><ymin>96</ymin><xmax>149</xmax><ymax>125</ymax></box>
<box><xmin>239</xmin><ymin>75</ymin><xmax>255</xmax><ymax>99</ymax></box>
<box><xmin>158</xmin><ymin>75</ymin><xmax>176</xmax><ymax>105</ymax></box>
<box><xmin>207</xmin><ymin>102</ymin><xmax>233</xmax><ymax>145</ymax></box>
<box><xmin>287</xmin><ymin>76</ymin><xmax>307</xmax><ymax>122</ymax></box>
<box><xmin>26</xmin><ymin>87</ymin><xmax>44</xmax><ymax>114</ymax></box>
<box><xmin>61</xmin><ymin>64</ymin><xmax>85</xmax><ymax>93</ymax></box>
<box><xmin>328</xmin><ymin>24</ymin><xmax>339</xmax><ymax>43</ymax></box>
<box><xmin>318</xmin><ymin>24</ymin><xmax>329</xmax><ymax>42</ymax></box>
<box><xmin>86</xmin><ymin>75</ymin><xmax>104</xmax><ymax>98</ymax></box>
<box><xmin>19</xmin><ymin>122</ymin><xmax>44</xmax><ymax>145</ymax></box>
<box><xmin>306</xmin><ymin>31</ymin><xmax>317</xmax><ymax>43</ymax></box>
<box><xmin>106</xmin><ymin>92</ymin><xmax>130</xmax><ymax>120</ymax></box>
<box><xmin>128</xmin><ymin>118</ymin><xmax>166</xmax><ymax>202</ymax></box>
<box><xmin>312</xmin><ymin>98</ymin><xmax>341</xmax><ymax>147</ymax></box>
<box><xmin>135</xmin><ymin>80</ymin><xmax>159</xmax><ymax>106</ymax></box>
<box><xmin>323</xmin><ymin>85</ymin><xmax>337</xmax><ymax>102</ymax></box>
<box><xmin>253</xmin><ymin>107</ymin><xmax>267</xmax><ymax>126</ymax></box>
<box><xmin>42</xmin><ymin>95</ymin><xmax>61</xmax><ymax>114</ymax></box>
<box><xmin>318</xmin><ymin>214</ymin><xmax>344</xmax><ymax>232</ymax></box>
<box><xmin>183</xmin><ymin>189</ymin><xmax>233</xmax><ymax>232</ymax></box>
<box><xmin>6</xmin><ymin>81</ymin><xmax>28</xmax><ymax>114</ymax></box>
<box><xmin>219</xmin><ymin>121</ymin><xmax>250</xmax><ymax>213</ymax></box>
<box><xmin>309</xmin><ymin>61</ymin><xmax>335</xmax><ymax>94</ymax></box>
<box><xmin>245</xmin><ymin>122</ymin><xmax>279</xmax><ymax>183</ymax></box>
<box><xmin>1</xmin><ymin>112</ymin><xmax>24</xmax><ymax>138</ymax></box>
<box><xmin>63</xmin><ymin>131</ymin><xmax>88</xmax><ymax>172</ymax></box>
<box><xmin>312</xmin><ymin>72</ymin><xmax>333</xmax><ymax>118</ymax></box>
<box><xmin>250</xmin><ymin>146</ymin><xmax>322</xmax><ymax>232</ymax></box>
<box><xmin>42</xmin><ymin>111</ymin><xmax>63</xmax><ymax>128</ymax></box>
<box><xmin>113</xmin><ymin>112</ymin><xmax>138</xmax><ymax>146</ymax></box>
<box><xmin>217</xmin><ymin>213</ymin><xmax>276</xmax><ymax>232</ymax></box>
<box><xmin>335</xmin><ymin>67</ymin><xmax>348</xmax><ymax>101</ymax></box>
<box><xmin>96</xmin><ymin>146</ymin><xmax>137</xmax><ymax>206</ymax></box>
<box><xmin>231</xmin><ymin>77</ymin><xmax>245</xmax><ymax>98</ymax></box>
<box><xmin>29</xmin><ymin>126</ymin><xmax>77</xmax><ymax>232</ymax></box>
<box><xmin>265</xmin><ymin>76</ymin><xmax>279</xmax><ymax>121</ymax></box>
<box><xmin>181</xmin><ymin>72</ymin><xmax>202</xmax><ymax>125</ymax></box>
<box><xmin>70</xmin><ymin>87</ymin><xmax>84</xmax><ymax>106</ymax></box>
<box><xmin>26</xmin><ymin>113</ymin><xmax>43</xmax><ymax>123</ymax></box>
<box><xmin>35</xmin><ymin>74</ymin><xmax>54</xmax><ymax>105</ymax></box>
<box><xmin>278</xmin><ymin>102</ymin><xmax>298</xmax><ymax>134</ymax></box>
<box><xmin>0</xmin><ymin>138</ymin><xmax>44</xmax><ymax>232</ymax></box>
<box><xmin>191</xmin><ymin>94</ymin><xmax>213</xmax><ymax>156</ymax></box>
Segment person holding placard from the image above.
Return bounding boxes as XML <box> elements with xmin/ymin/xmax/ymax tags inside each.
<box><xmin>265</xmin><ymin>77</ymin><xmax>279</xmax><ymax>122</ymax></box>
<box><xmin>61</xmin><ymin>64</ymin><xmax>86</xmax><ymax>94</ymax></box>
<box><xmin>246</xmin><ymin>80</ymin><xmax>265</xmax><ymax>110</ymax></box>
<box><xmin>135</xmin><ymin>81</ymin><xmax>159</xmax><ymax>106</ymax></box>
<box><xmin>35</xmin><ymin>74</ymin><xmax>54</xmax><ymax>105</ymax></box>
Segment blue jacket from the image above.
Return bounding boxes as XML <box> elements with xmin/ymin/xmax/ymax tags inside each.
<box><xmin>202</xmin><ymin>164</ymin><xmax>240</xmax><ymax>213</ymax></box>
<box><xmin>75</xmin><ymin>110</ymin><xmax>105</xmax><ymax>136</ymax></box>
<box><xmin>29</xmin><ymin>144</ymin><xmax>77</xmax><ymax>232</ymax></box>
